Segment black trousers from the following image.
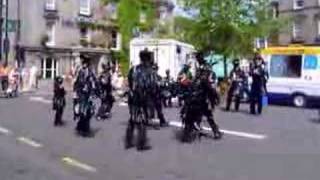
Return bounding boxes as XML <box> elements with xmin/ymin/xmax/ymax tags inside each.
<box><xmin>148</xmin><ymin>98</ymin><xmax>166</xmax><ymax>123</ymax></box>
<box><xmin>97</xmin><ymin>96</ymin><xmax>114</xmax><ymax>118</ymax></box>
<box><xmin>73</xmin><ymin>98</ymin><xmax>80</xmax><ymax>121</ymax></box>
<box><xmin>182</xmin><ymin>108</ymin><xmax>202</xmax><ymax>142</ymax></box>
<box><xmin>250</xmin><ymin>90</ymin><xmax>263</xmax><ymax>114</ymax></box>
<box><xmin>226</xmin><ymin>86</ymin><xmax>241</xmax><ymax>111</ymax></box>
<box><xmin>162</xmin><ymin>92</ymin><xmax>173</xmax><ymax>107</ymax></box>
<box><xmin>202</xmin><ymin>107</ymin><xmax>220</xmax><ymax>134</ymax></box>
<box><xmin>1</xmin><ymin>77</ymin><xmax>8</xmax><ymax>91</ymax></box>
<box><xmin>125</xmin><ymin>105</ymin><xmax>149</xmax><ymax>149</ymax></box>
<box><xmin>76</xmin><ymin>100</ymin><xmax>93</xmax><ymax>135</ymax></box>
<box><xmin>154</xmin><ymin>99</ymin><xmax>166</xmax><ymax>124</ymax></box>
<box><xmin>182</xmin><ymin>105</ymin><xmax>220</xmax><ymax>142</ymax></box>
<box><xmin>54</xmin><ymin>108</ymin><xmax>64</xmax><ymax>126</ymax></box>
<box><xmin>76</xmin><ymin>113</ymin><xmax>92</xmax><ymax>135</ymax></box>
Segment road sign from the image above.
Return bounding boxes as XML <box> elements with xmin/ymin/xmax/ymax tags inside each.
<box><xmin>2</xmin><ymin>20</ymin><xmax>17</xmax><ymax>32</ymax></box>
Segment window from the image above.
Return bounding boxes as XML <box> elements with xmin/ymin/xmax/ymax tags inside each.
<box><xmin>293</xmin><ymin>0</ymin><xmax>304</xmax><ymax>10</ymax></box>
<box><xmin>111</xmin><ymin>30</ymin><xmax>121</xmax><ymax>50</ymax></box>
<box><xmin>110</xmin><ymin>4</ymin><xmax>117</xmax><ymax>19</ymax></box>
<box><xmin>41</xmin><ymin>58</ymin><xmax>58</xmax><ymax>79</ymax></box>
<box><xmin>46</xmin><ymin>22</ymin><xmax>55</xmax><ymax>46</ymax></box>
<box><xmin>270</xmin><ymin>55</ymin><xmax>302</xmax><ymax>78</ymax></box>
<box><xmin>140</xmin><ymin>12</ymin><xmax>147</xmax><ymax>23</ymax></box>
<box><xmin>304</xmin><ymin>55</ymin><xmax>318</xmax><ymax>70</ymax></box>
<box><xmin>318</xmin><ymin>20</ymin><xmax>320</xmax><ymax>36</ymax></box>
<box><xmin>45</xmin><ymin>0</ymin><xmax>56</xmax><ymax>11</ymax></box>
<box><xmin>272</xmin><ymin>2</ymin><xmax>279</xmax><ymax>18</ymax></box>
<box><xmin>255</xmin><ymin>38</ymin><xmax>268</xmax><ymax>49</ymax></box>
<box><xmin>80</xmin><ymin>0</ymin><xmax>91</xmax><ymax>16</ymax></box>
<box><xmin>292</xmin><ymin>21</ymin><xmax>303</xmax><ymax>39</ymax></box>
<box><xmin>80</xmin><ymin>27</ymin><xmax>91</xmax><ymax>42</ymax></box>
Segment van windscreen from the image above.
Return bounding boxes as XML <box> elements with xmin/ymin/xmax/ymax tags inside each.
<box><xmin>270</xmin><ymin>55</ymin><xmax>302</xmax><ymax>78</ymax></box>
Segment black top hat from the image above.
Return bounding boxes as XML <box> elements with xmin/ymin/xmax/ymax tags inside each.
<box><xmin>233</xmin><ymin>59</ymin><xmax>240</xmax><ymax>65</ymax></box>
<box><xmin>195</xmin><ymin>52</ymin><xmax>204</xmax><ymax>60</ymax></box>
<box><xmin>55</xmin><ymin>76</ymin><xmax>63</xmax><ymax>84</ymax></box>
<box><xmin>152</xmin><ymin>63</ymin><xmax>159</xmax><ymax>70</ymax></box>
<box><xmin>139</xmin><ymin>49</ymin><xmax>152</xmax><ymax>62</ymax></box>
<box><xmin>80</xmin><ymin>54</ymin><xmax>90</xmax><ymax>65</ymax></box>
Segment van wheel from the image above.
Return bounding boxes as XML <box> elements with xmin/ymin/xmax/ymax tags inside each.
<box><xmin>293</xmin><ymin>95</ymin><xmax>306</xmax><ymax>107</ymax></box>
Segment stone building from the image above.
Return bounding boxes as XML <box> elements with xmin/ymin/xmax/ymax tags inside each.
<box><xmin>4</xmin><ymin>0</ymin><xmax>120</xmax><ymax>79</ymax></box>
<box><xmin>273</xmin><ymin>0</ymin><xmax>320</xmax><ymax>46</ymax></box>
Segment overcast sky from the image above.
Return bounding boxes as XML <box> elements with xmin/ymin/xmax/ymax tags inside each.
<box><xmin>172</xmin><ymin>0</ymin><xmax>193</xmax><ymax>18</ymax></box>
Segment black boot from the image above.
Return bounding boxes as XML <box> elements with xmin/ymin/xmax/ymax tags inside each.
<box><xmin>182</xmin><ymin>123</ymin><xmax>193</xmax><ymax>143</ymax></box>
<box><xmin>159</xmin><ymin>113</ymin><xmax>169</xmax><ymax>127</ymax></box>
<box><xmin>54</xmin><ymin>109</ymin><xmax>64</xmax><ymax>127</ymax></box>
<box><xmin>125</xmin><ymin>120</ymin><xmax>135</xmax><ymax>149</ymax></box>
<box><xmin>208</xmin><ymin>119</ymin><xmax>223</xmax><ymax>140</ymax></box>
<box><xmin>136</xmin><ymin>123</ymin><xmax>151</xmax><ymax>151</ymax></box>
<box><xmin>235</xmin><ymin>97</ymin><xmax>241</xmax><ymax>112</ymax></box>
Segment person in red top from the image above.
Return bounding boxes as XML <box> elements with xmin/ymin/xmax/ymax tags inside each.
<box><xmin>177</xmin><ymin>64</ymin><xmax>193</xmax><ymax>106</ymax></box>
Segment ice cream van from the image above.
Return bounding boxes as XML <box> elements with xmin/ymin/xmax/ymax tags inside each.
<box><xmin>261</xmin><ymin>46</ymin><xmax>320</xmax><ymax>107</ymax></box>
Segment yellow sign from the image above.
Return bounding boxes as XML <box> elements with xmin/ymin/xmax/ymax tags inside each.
<box><xmin>261</xmin><ymin>46</ymin><xmax>320</xmax><ymax>55</ymax></box>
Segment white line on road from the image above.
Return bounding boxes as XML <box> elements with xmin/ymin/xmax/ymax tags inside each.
<box><xmin>17</xmin><ymin>137</ymin><xmax>43</xmax><ymax>148</ymax></box>
<box><xmin>119</xmin><ymin>102</ymin><xmax>128</xmax><ymax>106</ymax></box>
<box><xmin>0</xmin><ymin>126</ymin><xmax>12</xmax><ymax>135</ymax></box>
<box><xmin>62</xmin><ymin>157</ymin><xmax>97</xmax><ymax>172</ymax></box>
<box><xmin>29</xmin><ymin>97</ymin><xmax>52</xmax><ymax>104</ymax></box>
<box><xmin>169</xmin><ymin>121</ymin><xmax>267</xmax><ymax>140</ymax></box>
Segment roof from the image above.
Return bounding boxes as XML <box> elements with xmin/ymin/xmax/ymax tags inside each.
<box><xmin>130</xmin><ymin>38</ymin><xmax>195</xmax><ymax>49</ymax></box>
<box><xmin>261</xmin><ymin>46</ymin><xmax>320</xmax><ymax>55</ymax></box>
<box><xmin>20</xmin><ymin>45</ymin><xmax>110</xmax><ymax>55</ymax></box>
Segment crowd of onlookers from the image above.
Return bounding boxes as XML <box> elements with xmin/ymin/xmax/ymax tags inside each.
<box><xmin>0</xmin><ymin>62</ymin><xmax>126</xmax><ymax>98</ymax></box>
<box><xmin>0</xmin><ymin>64</ymin><xmax>40</xmax><ymax>97</ymax></box>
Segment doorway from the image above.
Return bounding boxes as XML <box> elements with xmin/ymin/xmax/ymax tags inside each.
<box><xmin>41</xmin><ymin>57</ymin><xmax>58</xmax><ymax>79</ymax></box>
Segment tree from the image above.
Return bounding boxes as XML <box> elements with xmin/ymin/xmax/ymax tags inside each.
<box><xmin>176</xmin><ymin>0</ymin><xmax>288</xmax><ymax>77</ymax></box>
<box><xmin>101</xmin><ymin>0</ymin><xmax>157</xmax><ymax>75</ymax></box>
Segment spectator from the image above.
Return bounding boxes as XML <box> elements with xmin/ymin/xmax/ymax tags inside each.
<box><xmin>29</xmin><ymin>64</ymin><xmax>38</xmax><ymax>90</ymax></box>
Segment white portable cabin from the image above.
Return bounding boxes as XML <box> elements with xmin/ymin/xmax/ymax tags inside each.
<box><xmin>261</xmin><ymin>46</ymin><xmax>320</xmax><ymax>107</ymax></box>
<box><xmin>130</xmin><ymin>38</ymin><xmax>195</xmax><ymax>79</ymax></box>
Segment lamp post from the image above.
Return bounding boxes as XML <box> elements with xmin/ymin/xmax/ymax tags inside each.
<box><xmin>4</xmin><ymin>0</ymin><xmax>8</xmax><ymax>67</ymax></box>
<box><xmin>16</xmin><ymin>0</ymin><xmax>21</xmax><ymax>67</ymax></box>
<box><xmin>0</xmin><ymin>0</ymin><xmax>3</xmax><ymax>62</ymax></box>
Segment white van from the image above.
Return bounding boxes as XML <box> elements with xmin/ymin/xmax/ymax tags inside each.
<box><xmin>261</xmin><ymin>46</ymin><xmax>320</xmax><ymax>107</ymax></box>
<box><xmin>130</xmin><ymin>38</ymin><xmax>195</xmax><ymax>79</ymax></box>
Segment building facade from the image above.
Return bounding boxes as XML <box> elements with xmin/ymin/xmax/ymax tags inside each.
<box><xmin>3</xmin><ymin>0</ymin><xmax>121</xmax><ymax>79</ymax></box>
<box><xmin>275</xmin><ymin>0</ymin><xmax>320</xmax><ymax>46</ymax></box>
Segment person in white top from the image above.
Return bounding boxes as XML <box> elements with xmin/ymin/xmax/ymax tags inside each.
<box><xmin>29</xmin><ymin>65</ymin><xmax>38</xmax><ymax>90</ymax></box>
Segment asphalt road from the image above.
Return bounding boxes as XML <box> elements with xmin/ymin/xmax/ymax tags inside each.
<box><xmin>1</xmin><ymin>91</ymin><xmax>320</xmax><ymax>180</ymax></box>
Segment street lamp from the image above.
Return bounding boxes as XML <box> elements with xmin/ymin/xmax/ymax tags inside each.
<box><xmin>16</xmin><ymin>0</ymin><xmax>22</xmax><ymax>68</ymax></box>
<box><xmin>0</xmin><ymin>0</ymin><xmax>3</xmax><ymax>62</ymax></box>
<box><xmin>4</xmin><ymin>0</ymin><xmax>9</xmax><ymax>67</ymax></box>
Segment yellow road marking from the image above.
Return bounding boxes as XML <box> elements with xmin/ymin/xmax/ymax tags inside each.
<box><xmin>62</xmin><ymin>157</ymin><xmax>97</xmax><ymax>172</ymax></box>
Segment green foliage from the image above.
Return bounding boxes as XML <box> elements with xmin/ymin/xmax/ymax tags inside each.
<box><xmin>111</xmin><ymin>50</ymin><xmax>130</xmax><ymax>76</ymax></box>
<box><xmin>78</xmin><ymin>21</ymin><xmax>117</xmax><ymax>32</ymax></box>
<box><xmin>101</xmin><ymin>0</ymin><xmax>157</xmax><ymax>74</ymax></box>
<box><xmin>178</xmin><ymin>0</ymin><xmax>288</xmax><ymax>57</ymax></box>
<box><xmin>79</xmin><ymin>38</ymin><xmax>89</xmax><ymax>47</ymax></box>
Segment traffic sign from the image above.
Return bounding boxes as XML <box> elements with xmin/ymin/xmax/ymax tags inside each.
<box><xmin>2</xmin><ymin>19</ymin><xmax>18</xmax><ymax>32</ymax></box>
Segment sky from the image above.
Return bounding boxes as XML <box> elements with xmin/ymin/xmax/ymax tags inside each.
<box><xmin>171</xmin><ymin>0</ymin><xmax>199</xmax><ymax>18</ymax></box>
<box><xmin>172</xmin><ymin>0</ymin><xmax>190</xmax><ymax>17</ymax></box>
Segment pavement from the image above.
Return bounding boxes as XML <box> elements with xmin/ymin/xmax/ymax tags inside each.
<box><xmin>1</xmin><ymin>89</ymin><xmax>320</xmax><ymax>180</ymax></box>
